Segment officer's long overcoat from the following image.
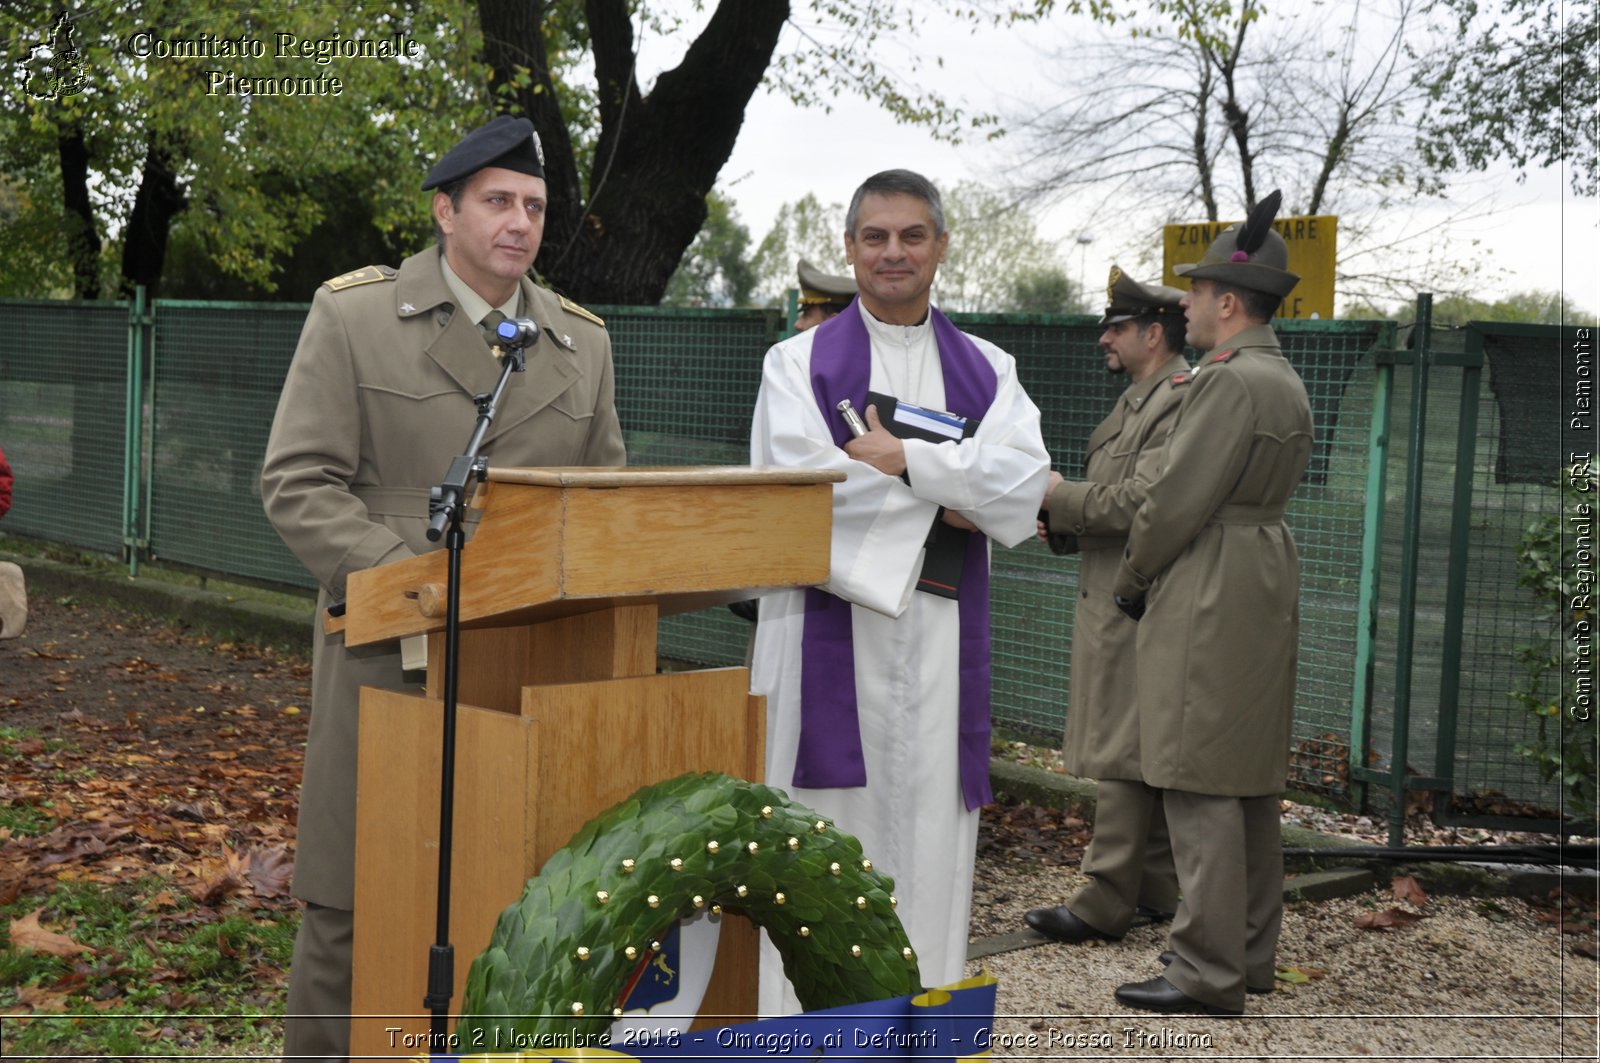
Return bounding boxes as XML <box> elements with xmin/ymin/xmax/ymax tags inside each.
<box><xmin>261</xmin><ymin>248</ymin><xmax>626</xmax><ymax>908</ymax></box>
<box><xmin>1113</xmin><ymin>324</ymin><xmax>1313</xmax><ymax>797</ymax></box>
<box><xmin>1047</xmin><ymin>355</ymin><xmax>1189</xmax><ymax>780</ymax></box>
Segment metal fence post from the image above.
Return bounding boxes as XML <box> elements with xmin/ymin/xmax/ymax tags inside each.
<box><xmin>1388</xmin><ymin>294</ymin><xmax>1433</xmax><ymax>846</ymax></box>
<box><xmin>123</xmin><ymin>286</ymin><xmax>151</xmax><ymax>577</ymax></box>
<box><xmin>1349</xmin><ymin>321</ymin><xmax>1397</xmax><ymax>810</ymax></box>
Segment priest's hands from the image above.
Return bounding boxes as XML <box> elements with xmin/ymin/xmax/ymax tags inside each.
<box><xmin>1036</xmin><ymin>471</ymin><xmax>1064</xmax><ymax>541</ymax></box>
<box><xmin>843</xmin><ymin>404</ymin><xmax>907</xmax><ymax>477</ymax></box>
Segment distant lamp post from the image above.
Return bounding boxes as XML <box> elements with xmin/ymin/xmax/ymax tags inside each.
<box><xmin>1075</xmin><ymin>233</ymin><xmax>1094</xmax><ymax>313</ymax></box>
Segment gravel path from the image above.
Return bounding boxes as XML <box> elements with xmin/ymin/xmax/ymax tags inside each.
<box><xmin>964</xmin><ymin>860</ymin><xmax>1597</xmax><ymax>1060</ymax></box>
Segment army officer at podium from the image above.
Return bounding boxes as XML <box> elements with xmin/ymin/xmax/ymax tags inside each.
<box><xmin>261</xmin><ymin>115</ymin><xmax>625</xmax><ymax>1062</ymax></box>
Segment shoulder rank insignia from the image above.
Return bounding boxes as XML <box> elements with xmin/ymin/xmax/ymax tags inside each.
<box><xmin>322</xmin><ymin>265</ymin><xmax>397</xmax><ymax>292</ymax></box>
<box><xmin>1170</xmin><ymin>371</ymin><xmax>1192</xmax><ymax>386</ymax></box>
<box><xmin>559</xmin><ymin>294</ymin><xmax>605</xmax><ymax>329</ymax></box>
<box><xmin>1210</xmin><ymin>348</ymin><xmax>1237</xmax><ymax>364</ymax></box>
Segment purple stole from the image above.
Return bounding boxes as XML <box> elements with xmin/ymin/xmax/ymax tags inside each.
<box><xmin>797</xmin><ymin>298</ymin><xmax>997</xmax><ymax>811</ymax></box>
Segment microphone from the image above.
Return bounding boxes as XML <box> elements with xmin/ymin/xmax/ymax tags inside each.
<box><xmin>494</xmin><ymin>316</ymin><xmax>540</xmax><ymax>350</ymax></box>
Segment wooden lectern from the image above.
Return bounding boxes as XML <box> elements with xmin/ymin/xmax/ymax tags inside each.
<box><xmin>336</xmin><ymin>466</ymin><xmax>842</xmax><ymax>1059</ymax></box>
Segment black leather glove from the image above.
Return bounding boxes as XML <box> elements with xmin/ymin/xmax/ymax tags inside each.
<box><xmin>1113</xmin><ymin>594</ymin><xmax>1146</xmax><ymax>622</ymax></box>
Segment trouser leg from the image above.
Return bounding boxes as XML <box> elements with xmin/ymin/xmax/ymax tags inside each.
<box><xmin>1070</xmin><ymin>779</ymin><xmax>1172</xmax><ymax>935</ymax></box>
<box><xmin>283</xmin><ymin>902</ymin><xmax>352</xmax><ymax>1063</ymax></box>
<box><xmin>1160</xmin><ymin>790</ymin><xmax>1247</xmax><ymax>1012</ymax></box>
<box><xmin>1243</xmin><ymin>794</ymin><xmax>1284</xmax><ymax>990</ymax></box>
<box><xmin>1137</xmin><ymin>790</ymin><xmax>1179</xmax><ymax>916</ymax></box>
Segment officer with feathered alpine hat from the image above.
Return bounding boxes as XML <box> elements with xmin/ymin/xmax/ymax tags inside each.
<box><xmin>1107</xmin><ymin>191</ymin><xmax>1315</xmax><ymax>1017</ymax></box>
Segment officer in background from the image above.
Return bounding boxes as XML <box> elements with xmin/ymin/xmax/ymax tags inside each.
<box><xmin>793</xmin><ymin>258</ymin><xmax>857</xmax><ymax>332</ymax></box>
<box><xmin>1109</xmin><ymin>191</ymin><xmax>1312</xmax><ymax>1016</ymax></box>
<box><xmin>261</xmin><ymin>115</ymin><xmax>625</xmax><ymax>1060</ymax></box>
<box><xmin>728</xmin><ymin>259</ymin><xmax>860</xmax><ymax>627</ymax></box>
<box><xmin>1024</xmin><ymin>267</ymin><xmax>1189</xmax><ymax>947</ymax></box>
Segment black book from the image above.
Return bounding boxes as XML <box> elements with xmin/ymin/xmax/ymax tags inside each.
<box><xmin>864</xmin><ymin>391</ymin><xmax>980</xmax><ymax>600</ymax></box>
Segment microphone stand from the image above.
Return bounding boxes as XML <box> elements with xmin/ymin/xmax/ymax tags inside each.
<box><xmin>422</xmin><ymin>332</ymin><xmax>530</xmax><ymax>1050</ymax></box>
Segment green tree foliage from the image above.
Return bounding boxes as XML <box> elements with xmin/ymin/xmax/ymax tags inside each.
<box><xmin>1415</xmin><ymin>0</ymin><xmax>1598</xmax><ymax>197</ymax></box>
<box><xmin>662</xmin><ymin>191</ymin><xmax>758</xmax><ymax>307</ymax></box>
<box><xmin>0</xmin><ymin>1</ymin><xmax>485</xmax><ymax>299</ymax></box>
<box><xmin>935</xmin><ymin>181</ymin><xmax>1076</xmax><ymax>313</ymax></box>
<box><xmin>1</xmin><ymin>1</ymin><xmax>1207</xmax><ymax>303</ymax></box>
<box><xmin>1011</xmin><ymin>265</ymin><xmax>1088</xmax><ymax>314</ymax></box>
<box><xmin>750</xmin><ymin>193</ymin><xmax>851</xmax><ymax>307</ymax></box>
<box><xmin>1346</xmin><ymin>289</ymin><xmax>1597</xmax><ymax>325</ymax></box>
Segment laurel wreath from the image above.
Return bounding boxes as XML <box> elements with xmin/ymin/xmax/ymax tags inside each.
<box><xmin>458</xmin><ymin>771</ymin><xmax>921</xmax><ymax>1045</ymax></box>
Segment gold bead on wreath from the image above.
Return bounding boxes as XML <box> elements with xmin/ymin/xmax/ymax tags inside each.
<box><xmin>829</xmin><ymin>862</ymin><xmax>842</xmax><ymax>876</ymax></box>
<box><xmin>647</xmin><ymin>894</ymin><xmax>661</xmax><ymax>909</ymax></box>
<box><xmin>571</xmin><ymin>1002</ymin><xmax>585</xmax><ymax>1016</ymax></box>
<box><xmin>625</xmin><ymin>946</ymin><xmax>639</xmax><ymax>961</ymax></box>
<box><xmin>850</xmin><ymin>945</ymin><xmax>863</xmax><ymax>958</ymax></box>
<box><xmin>621</xmin><ymin>859</ymin><xmax>636</xmax><ymax>874</ymax></box>
<box><xmin>761</xmin><ymin>805</ymin><xmax>774</xmax><ymax>819</ymax></box>
<box><xmin>855</xmin><ymin>896</ymin><xmax>868</xmax><ymax>910</ymax></box>
<box><xmin>787</xmin><ymin>836</ymin><xmax>801</xmax><ymax>851</ymax></box>
<box><xmin>798</xmin><ymin>926</ymin><xmax>811</xmax><ymax>937</ymax></box>
<box><xmin>707</xmin><ymin>840</ymin><xmax>720</xmax><ymax>854</ymax></box>
<box><xmin>670</xmin><ymin>858</ymin><xmax>684</xmax><ymax>872</ymax></box>
<box><xmin>575</xmin><ymin>946</ymin><xmax>591</xmax><ymax>961</ymax></box>
<box><xmin>775</xmin><ymin>892</ymin><xmax>787</xmax><ymax>905</ymax></box>
<box><xmin>595</xmin><ymin>890</ymin><xmax>610</xmax><ymax>905</ymax></box>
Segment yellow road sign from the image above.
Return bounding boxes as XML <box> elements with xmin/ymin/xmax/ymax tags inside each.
<box><xmin>1163</xmin><ymin>214</ymin><xmax>1337</xmax><ymax>320</ymax></box>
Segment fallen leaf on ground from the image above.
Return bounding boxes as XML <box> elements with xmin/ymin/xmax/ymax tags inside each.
<box><xmin>9</xmin><ymin>909</ymin><xmax>96</xmax><ymax>956</ymax></box>
<box><xmin>1391</xmin><ymin>874</ymin><xmax>1428</xmax><ymax>907</ymax></box>
<box><xmin>16</xmin><ymin>985</ymin><xmax>72</xmax><ymax>1011</ymax></box>
<box><xmin>1354</xmin><ymin>907</ymin><xmax>1426</xmax><ymax>930</ymax></box>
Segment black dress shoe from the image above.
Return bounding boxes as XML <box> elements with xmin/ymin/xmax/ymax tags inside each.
<box><xmin>1114</xmin><ymin>976</ymin><xmax>1242</xmax><ymax>1016</ymax></box>
<box><xmin>1135</xmin><ymin>905</ymin><xmax>1175</xmax><ymax>923</ymax></box>
<box><xmin>1023</xmin><ymin>905</ymin><xmax>1118</xmax><ymax>943</ymax></box>
<box><xmin>1157</xmin><ymin>952</ymin><xmax>1272</xmax><ymax>994</ymax></box>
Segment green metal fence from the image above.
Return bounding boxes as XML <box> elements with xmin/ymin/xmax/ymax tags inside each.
<box><xmin>1352</xmin><ymin>318</ymin><xmax>1579</xmax><ymax>834</ymax></box>
<box><xmin>0</xmin><ymin>295</ymin><xmax>1564</xmax><ymax>819</ymax></box>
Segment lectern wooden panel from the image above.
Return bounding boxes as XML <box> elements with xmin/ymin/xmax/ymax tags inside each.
<box><xmin>342</xmin><ymin>467</ymin><xmax>840</xmax><ymax>1059</ymax></box>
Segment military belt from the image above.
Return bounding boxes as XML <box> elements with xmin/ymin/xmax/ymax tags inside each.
<box><xmin>1207</xmin><ymin>502</ymin><xmax>1286</xmax><ymax>525</ymax></box>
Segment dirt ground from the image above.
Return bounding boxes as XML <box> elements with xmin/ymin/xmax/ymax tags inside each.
<box><xmin>0</xmin><ymin>588</ymin><xmax>310</xmax><ymax>925</ymax></box>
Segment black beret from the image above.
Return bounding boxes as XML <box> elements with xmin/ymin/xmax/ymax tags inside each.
<box><xmin>422</xmin><ymin>115</ymin><xmax>545</xmax><ymax>191</ymax></box>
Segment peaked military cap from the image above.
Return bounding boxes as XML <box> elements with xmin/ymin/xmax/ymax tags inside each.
<box><xmin>796</xmin><ymin>259</ymin><xmax>857</xmax><ymax>306</ymax></box>
<box><xmin>422</xmin><ymin>115</ymin><xmax>545</xmax><ymax>190</ymax></box>
<box><xmin>1101</xmin><ymin>264</ymin><xmax>1184</xmax><ymax>325</ymax></box>
<box><xmin>1174</xmin><ymin>190</ymin><xmax>1301</xmax><ymax>297</ymax></box>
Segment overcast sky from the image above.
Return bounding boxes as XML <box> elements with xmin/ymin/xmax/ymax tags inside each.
<box><xmin>638</xmin><ymin>2</ymin><xmax>1597</xmax><ymax>315</ymax></box>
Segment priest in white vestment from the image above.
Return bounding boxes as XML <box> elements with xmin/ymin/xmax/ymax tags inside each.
<box><xmin>749</xmin><ymin>170</ymin><xmax>1051</xmax><ymax>1015</ymax></box>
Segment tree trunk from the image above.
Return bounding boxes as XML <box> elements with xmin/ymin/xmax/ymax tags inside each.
<box><xmin>119</xmin><ymin>141</ymin><xmax>187</xmax><ymax>300</ymax></box>
<box><xmin>58</xmin><ymin>128</ymin><xmax>101</xmax><ymax>299</ymax></box>
<box><xmin>479</xmin><ymin>0</ymin><xmax>790</xmax><ymax>304</ymax></box>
